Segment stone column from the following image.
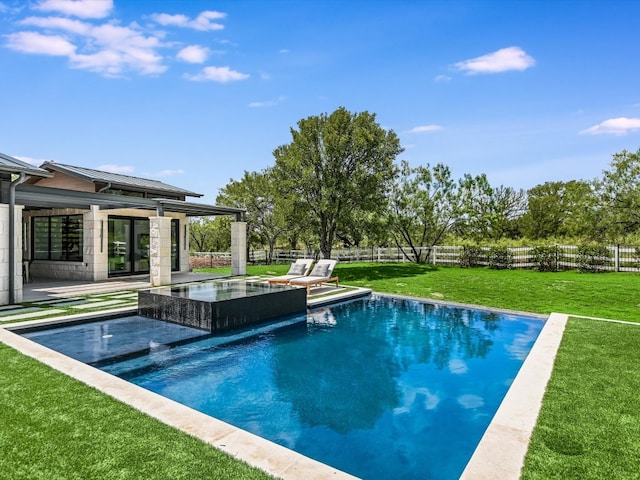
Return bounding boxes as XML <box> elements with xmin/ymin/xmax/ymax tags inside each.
<box><xmin>0</xmin><ymin>205</ymin><xmax>11</xmax><ymax>305</ymax></box>
<box><xmin>231</xmin><ymin>221</ymin><xmax>247</xmax><ymax>276</ymax></box>
<box><xmin>150</xmin><ymin>216</ymin><xmax>172</xmax><ymax>286</ymax></box>
<box><xmin>86</xmin><ymin>206</ymin><xmax>108</xmax><ymax>281</ymax></box>
<box><xmin>13</xmin><ymin>205</ymin><xmax>24</xmax><ymax>303</ymax></box>
<box><xmin>0</xmin><ymin>204</ymin><xmax>25</xmax><ymax>305</ymax></box>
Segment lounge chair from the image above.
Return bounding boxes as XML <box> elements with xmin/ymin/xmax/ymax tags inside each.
<box><xmin>267</xmin><ymin>258</ymin><xmax>314</xmax><ymax>285</ymax></box>
<box><xmin>288</xmin><ymin>259</ymin><xmax>339</xmax><ymax>295</ymax></box>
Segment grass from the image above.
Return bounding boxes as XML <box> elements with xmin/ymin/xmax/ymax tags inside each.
<box><xmin>202</xmin><ymin>262</ymin><xmax>640</xmax><ymax>321</ymax></box>
<box><xmin>2</xmin><ymin>262</ymin><xmax>639</xmax><ymax>478</ymax></box>
<box><xmin>0</xmin><ymin>343</ymin><xmax>273</xmax><ymax>480</ymax></box>
<box><xmin>0</xmin><ymin>291</ymin><xmax>139</xmax><ymax>323</ymax></box>
<box><xmin>521</xmin><ymin>317</ymin><xmax>640</xmax><ymax>479</ymax></box>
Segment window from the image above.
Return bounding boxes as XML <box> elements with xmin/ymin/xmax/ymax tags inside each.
<box><xmin>171</xmin><ymin>218</ymin><xmax>179</xmax><ymax>271</ymax></box>
<box><xmin>32</xmin><ymin>215</ymin><xmax>83</xmax><ymax>261</ymax></box>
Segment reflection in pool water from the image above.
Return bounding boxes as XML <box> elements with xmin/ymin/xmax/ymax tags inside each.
<box><xmin>23</xmin><ymin>295</ymin><xmax>543</xmax><ymax>480</ymax></box>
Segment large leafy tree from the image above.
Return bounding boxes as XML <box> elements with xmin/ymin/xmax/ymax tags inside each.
<box><xmin>598</xmin><ymin>147</ymin><xmax>640</xmax><ymax>239</ymax></box>
<box><xmin>519</xmin><ymin>180</ymin><xmax>599</xmax><ymax>240</ymax></box>
<box><xmin>458</xmin><ymin>185</ymin><xmax>527</xmax><ymax>241</ymax></box>
<box><xmin>273</xmin><ymin>107</ymin><xmax>402</xmax><ymax>258</ymax></box>
<box><xmin>216</xmin><ymin>168</ymin><xmax>290</xmax><ymax>263</ymax></box>
<box><xmin>387</xmin><ymin>161</ymin><xmax>489</xmax><ymax>263</ymax></box>
<box><xmin>189</xmin><ymin>216</ymin><xmax>231</xmax><ymax>252</ymax></box>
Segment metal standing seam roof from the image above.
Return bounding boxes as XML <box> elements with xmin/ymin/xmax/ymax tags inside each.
<box><xmin>0</xmin><ymin>152</ymin><xmax>52</xmax><ymax>178</ymax></box>
<box><xmin>39</xmin><ymin>161</ymin><xmax>203</xmax><ymax>198</ymax></box>
<box><xmin>15</xmin><ymin>184</ymin><xmax>246</xmax><ymax>219</ymax></box>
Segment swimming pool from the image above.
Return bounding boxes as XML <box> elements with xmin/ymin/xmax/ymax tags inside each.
<box><xmin>21</xmin><ymin>295</ymin><xmax>543</xmax><ymax>480</ymax></box>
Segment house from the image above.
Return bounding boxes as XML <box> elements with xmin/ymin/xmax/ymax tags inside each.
<box><xmin>0</xmin><ymin>152</ymin><xmax>246</xmax><ymax>305</ymax></box>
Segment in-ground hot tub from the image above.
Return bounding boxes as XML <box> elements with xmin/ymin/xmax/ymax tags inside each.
<box><xmin>138</xmin><ymin>281</ymin><xmax>307</xmax><ymax>332</ymax></box>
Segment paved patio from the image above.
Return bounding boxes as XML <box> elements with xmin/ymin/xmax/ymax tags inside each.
<box><xmin>20</xmin><ymin>272</ymin><xmax>227</xmax><ymax>303</ymax></box>
<box><xmin>1</xmin><ymin>273</ymin><xmax>370</xmax><ymax>324</ymax></box>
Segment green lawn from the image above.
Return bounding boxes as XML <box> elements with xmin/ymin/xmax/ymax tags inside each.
<box><xmin>521</xmin><ymin>317</ymin><xmax>640</xmax><ymax>479</ymax></box>
<box><xmin>240</xmin><ymin>262</ymin><xmax>640</xmax><ymax>321</ymax></box>
<box><xmin>2</xmin><ymin>263</ymin><xmax>639</xmax><ymax>478</ymax></box>
<box><xmin>0</xmin><ymin>343</ymin><xmax>273</xmax><ymax>480</ymax></box>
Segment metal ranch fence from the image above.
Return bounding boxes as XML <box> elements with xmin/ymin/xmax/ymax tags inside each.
<box><xmin>190</xmin><ymin>245</ymin><xmax>640</xmax><ymax>273</ymax></box>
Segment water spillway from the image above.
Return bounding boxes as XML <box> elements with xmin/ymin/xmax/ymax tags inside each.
<box><xmin>138</xmin><ymin>281</ymin><xmax>307</xmax><ymax>332</ymax></box>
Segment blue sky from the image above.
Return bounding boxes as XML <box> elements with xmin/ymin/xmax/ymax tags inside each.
<box><xmin>1</xmin><ymin>0</ymin><xmax>639</xmax><ymax>204</ymax></box>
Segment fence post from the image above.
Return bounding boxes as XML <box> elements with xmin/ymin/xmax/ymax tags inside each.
<box><xmin>615</xmin><ymin>244</ymin><xmax>620</xmax><ymax>272</ymax></box>
<box><xmin>433</xmin><ymin>246</ymin><xmax>437</xmax><ymax>265</ymax></box>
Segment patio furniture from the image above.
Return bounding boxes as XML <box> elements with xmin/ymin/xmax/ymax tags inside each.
<box><xmin>267</xmin><ymin>258</ymin><xmax>315</xmax><ymax>285</ymax></box>
<box><xmin>288</xmin><ymin>259</ymin><xmax>339</xmax><ymax>295</ymax></box>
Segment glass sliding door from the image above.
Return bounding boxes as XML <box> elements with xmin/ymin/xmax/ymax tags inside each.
<box><xmin>108</xmin><ymin>217</ymin><xmax>132</xmax><ymax>275</ymax></box>
<box><xmin>108</xmin><ymin>216</ymin><xmax>176</xmax><ymax>276</ymax></box>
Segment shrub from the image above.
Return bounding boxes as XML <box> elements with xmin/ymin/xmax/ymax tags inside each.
<box><xmin>488</xmin><ymin>246</ymin><xmax>513</xmax><ymax>270</ymax></box>
<box><xmin>189</xmin><ymin>254</ymin><xmax>231</xmax><ymax>269</ymax></box>
<box><xmin>576</xmin><ymin>245</ymin><xmax>611</xmax><ymax>273</ymax></box>
<box><xmin>531</xmin><ymin>245</ymin><xmax>558</xmax><ymax>272</ymax></box>
<box><xmin>459</xmin><ymin>246</ymin><xmax>486</xmax><ymax>268</ymax></box>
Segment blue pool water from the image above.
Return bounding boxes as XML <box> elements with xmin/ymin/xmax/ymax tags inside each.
<box><xmin>22</xmin><ymin>296</ymin><xmax>543</xmax><ymax>480</ymax></box>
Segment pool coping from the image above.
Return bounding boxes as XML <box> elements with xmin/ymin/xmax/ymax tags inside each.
<box><xmin>0</xmin><ymin>313</ymin><xmax>359</xmax><ymax>480</ymax></box>
<box><xmin>0</xmin><ymin>293</ymin><xmax>567</xmax><ymax>480</ymax></box>
<box><xmin>460</xmin><ymin>312</ymin><xmax>568</xmax><ymax>479</ymax></box>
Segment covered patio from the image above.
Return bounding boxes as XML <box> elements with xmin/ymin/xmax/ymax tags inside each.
<box><xmin>0</xmin><ymin>152</ymin><xmax>247</xmax><ymax>305</ymax></box>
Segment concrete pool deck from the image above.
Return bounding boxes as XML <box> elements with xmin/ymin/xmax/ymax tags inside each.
<box><xmin>1</xmin><ymin>279</ymin><xmax>568</xmax><ymax>479</ymax></box>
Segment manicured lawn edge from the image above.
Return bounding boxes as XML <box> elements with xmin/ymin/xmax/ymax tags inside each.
<box><xmin>3</xmin><ymin>264</ymin><xmax>639</xmax><ymax>478</ymax></box>
<box><xmin>520</xmin><ymin>317</ymin><xmax>640</xmax><ymax>479</ymax></box>
<box><xmin>0</xmin><ymin>337</ymin><xmax>273</xmax><ymax>480</ymax></box>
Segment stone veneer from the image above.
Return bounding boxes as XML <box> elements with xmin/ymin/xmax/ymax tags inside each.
<box><xmin>231</xmin><ymin>221</ymin><xmax>247</xmax><ymax>276</ymax></box>
<box><xmin>0</xmin><ymin>204</ymin><xmax>24</xmax><ymax>304</ymax></box>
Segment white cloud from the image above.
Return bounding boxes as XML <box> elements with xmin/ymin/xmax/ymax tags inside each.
<box><xmin>154</xmin><ymin>169</ymin><xmax>184</xmax><ymax>177</ymax></box>
<box><xmin>454</xmin><ymin>46</ymin><xmax>535</xmax><ymax>75</ymax></box>
<box><xmin>185</xmin><ymin>65</ymin><xmax>249</xmax><ymax>83</ymax></box>
<box><xmin>6</xmin><ymin>20</ymin><xmax>167</xmax><ymax>76</ymax></box>
<box><xmin>434</xmin><ymin>74</ymin><xmax>451</xmax><ymax>82</ymax></box>
<box><xmin>249</xmin><ymin>95</ymin><xmax>286</xmax><ymax>108</ymax></box>
<box><xmin>5</xmin><ymin>4</ymin><xmax>244</xmax><ymax>80</ymax></box>
<box><xmin>34</xmin><ymin>0</ymin><xmax>113</xmax><ymax>19</ymax></box>
<box><xmin>409</xmin><ymin>124</ymin><xmax>442</xmax><ymax>133</ymax></box>
<box><xmin>97</xmin><ymin>164</ymin><xmax>135</xmax><ymax>174</ymax></box>
<box><xmin>151</xmin><ymin>10</ymin><xmax>226</xmax><ymax>31</ymax></box>
<box><xmin>0</xmin><ymin>2</ymin><xmax>21</xmax><ymax>14</ymax></box>
<box><xmin>5</xmin><ymin>31</ymin><xmax>76</xmax><ymax>56</ymax></box>
<box><xmin>279</xmin><ymin>48</ymin><xmax>289</xmax><ymax>54</ymax></box>
<box><xmin>177</xmin><ymin>45</ymin><xmax>209</xmax><ymax>63</ymax></box>
<box><xmin>71</xmin><ymin>23</ymin><xmax>166</xmax><ymax>76</ymax></box>
<box><xmin>580</xmin><ymin>117</ymin><xmax>640</xmax><ymax>136</ymax></box>
<box><xmin>448</xmin><ymin>359</ymin><xmax>468</xmax><ymax>374</ymax></box>
<box><xmin>457</xmin><ymin>394</ymin><xmax>484</xmax><ymax>409</ymax></box>
<box><xmin>20</xmin><ymin>15</ymin><xmax>91</xmax><ymax>34</ymax></box>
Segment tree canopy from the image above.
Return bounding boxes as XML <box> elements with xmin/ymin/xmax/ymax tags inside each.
<box><xmin>273</xmin><ymin>107</ymin><xmax>403</xmax><ymax>258</ymax></box>
<box><xmin>199</xmin><ymin>107</ymin><xmax>640</xmax><ymax>259</ymax></box>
